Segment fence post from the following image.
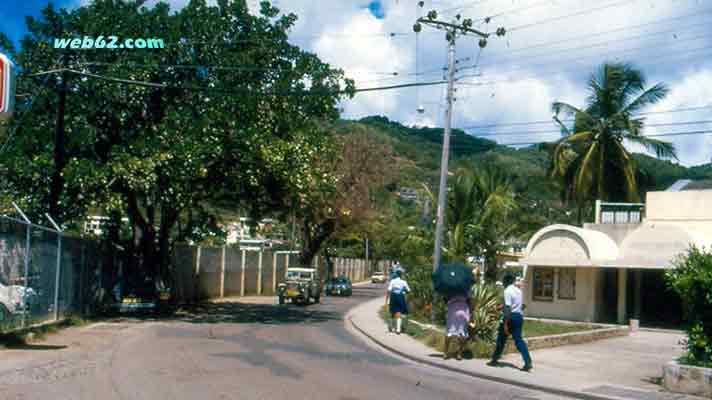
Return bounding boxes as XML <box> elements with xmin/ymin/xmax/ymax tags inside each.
<box><xmin>240</xmin><ymin>250</ymin><xmax>246</xmax><ymax>297</ymax></box>
<box><xmin>272</xmin><ymin>253</ymin><xmax>277</xmax><ymax>293</ymax></box>
<box><xmin>257</xmin><ymin>251</ymin><xmax>263</xmax><ymax>295</ymax></box>
<box><xmin>46</xmin><ymin>214</ymin><xmax>63</xmax><ymax>321</ymax></box>
<box><xmin>13</xmin><ymin>203</ymin><xmax>32</xmax><ymax>328</ymax></box>
<box><xmin>219</xmin><ymin>246</ymin><xmax>226</xmax><ymax>299</ymax></box>
<box><xmin>194</xmin><ymin>246</ymin><xmax>202</xmax><ymax>301</ymax></box>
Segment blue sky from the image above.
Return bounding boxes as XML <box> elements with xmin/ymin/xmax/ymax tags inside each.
<box><xmin>3</xmin><ymin>0</ymin><xmax>712</xmax><ymax>166</ymax></box>
<box><xmin>1</xmin><ymin>0</ymin><xmax>76</xmax><ymax>47</ymax></box>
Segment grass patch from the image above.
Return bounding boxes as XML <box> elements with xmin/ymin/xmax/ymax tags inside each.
<box><xmin>678</xmin><ymin>353</ymin><xmax>712</xmax><ymax>369</ymax></box>
<box><xmin>524</xmin><ymin>320</ymin><xmax>600</xmax><ymax>337</ymax></box>
<box><xmin>0</xmin><ymin>314</ymin><xmax>92</xmax><ymax>349</ymax></box>
<box><xmin>380</xmin><ymin>306</ymin><xmax>493</xmax><ymax>359</ymax></box>
<box><xmin>380</xmin><ymin>307</ymin><xmax>604</xmax><ymax>359</ymax></box>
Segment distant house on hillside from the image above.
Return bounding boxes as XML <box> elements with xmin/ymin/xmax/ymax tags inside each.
<box><xmin>520</xmin><ymin>181</ymin><xmax>712</xmax><ymax>328</ymax></box>
<box><xmin>397</xmin><ymin>187</ymin><xmax>419</xmax><ymax>202</ymax></box>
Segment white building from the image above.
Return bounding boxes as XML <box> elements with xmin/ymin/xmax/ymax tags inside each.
<box><xmin>521</xmin><ymin>187</ymin><xmax>712</xmax><ymax>327</ymax></box>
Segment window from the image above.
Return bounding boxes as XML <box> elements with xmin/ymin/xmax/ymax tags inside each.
<box><xmin>558</xmin><ymin>268</ymin><xmax>576</xmax><ymax>300</ymax></box>
<box><xmin>533</xmin><ymin>267</ymin><xmax>554</xmax><ymax>301</ymax></box>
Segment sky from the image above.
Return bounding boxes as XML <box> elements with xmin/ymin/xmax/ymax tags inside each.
<box><xmin>2</xmin><ymin>0</ymin><xmax>712</xmax><ymax>166</ymax></box>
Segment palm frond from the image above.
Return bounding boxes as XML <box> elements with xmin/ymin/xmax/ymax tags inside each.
<box><xmin>573</xmin><ymin>141</ymin><xmax>599</xmax><ymax>201</ymax></box>
<box><xmin>626</xmin><ymin>135</ymin><xmax>678</xmax><ymax>160</ymax></box>
<box><xmin>621</xmin><ymin>82</ymin><xmax>669</xmax><ymax>115</ymax></box>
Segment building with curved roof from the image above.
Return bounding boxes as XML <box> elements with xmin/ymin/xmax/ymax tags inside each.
<box><xmin>520</xmin><ymin>188</ymin><xmax>712</xmax><ymax>326</ymax></box>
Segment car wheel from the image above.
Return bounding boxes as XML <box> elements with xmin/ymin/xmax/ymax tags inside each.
<box><xmin>278</xmin><ymin>296</ymin><xmax>285</xmax><ymax>305</ymax></box>
<box><xmin>314</xmin><ymin>295</ymin><xmax>320</xmax><ymax>304</ymax></box>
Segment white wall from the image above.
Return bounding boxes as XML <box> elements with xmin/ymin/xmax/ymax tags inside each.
<box><xmin>524</xmin><ymin>266</ymin><xmax>599</xmax><ymax>322</ymax></box>
<box><xmin>647</xmin><ymin>191</ymin><xmax>712</xmax><ymax>221</ymax></box>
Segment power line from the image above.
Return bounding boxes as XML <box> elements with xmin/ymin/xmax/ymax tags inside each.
<box><xmin>499</xmin><ymin>8</ymin><xmax>712</xmax><ymax>57</ymax></box>
<box><xmin>456</xmin><ymin>43</ymin><xmax>712</xmax><ymax>90</ymax></box>
<box><xmin>507</xmin><ymin>0</ymin><xmax>640</xmax><ymax>33</ymax></box>
<box><xmin>467</xmin><ymin>31</ymin><xmax>712</xmax><ymax>74</ymax></box>
<box><xmin>496</xmin><ymin>129</ymin><xmax>712</xmax><ymax>147</ymax></box>
<box><xmin>459</xmin><ymin>106</ymin><xmax>712</xmax><ymax>130</ymax></box>
<box><xmin>27</xmin><ymin>68</ymin><xmax>448</xmax><ymax>96</ymax></box>
<box><xmin>480</xmin><ymin>19</ymin><xmax>712</xmax><ymax>67</ymax></box>
<box><xmin>466</xmin><ymin>120</ymin><xmax>712</xmax><ymax>137</ymax></box>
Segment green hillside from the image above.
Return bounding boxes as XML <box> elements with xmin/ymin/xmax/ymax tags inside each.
<box><xmin>355</xmin><ymin>116</ymin><xmax>712</xmax><ymax>226</ymax></box>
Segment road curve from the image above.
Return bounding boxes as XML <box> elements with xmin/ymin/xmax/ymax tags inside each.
<box><xmin>0</xmin><ymin>284</ymin><xmax>572</xmax><ymax>400</ymax></box>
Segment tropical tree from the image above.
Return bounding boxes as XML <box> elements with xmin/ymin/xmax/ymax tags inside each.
<box><xmin>425</xmin><ymin>166</ymin><xmax>518</xmax><ymax>280</ymax></box>
<box><xmin>0</xmin><ymin>0</ymin><xmax>353</xmax><ymax>279</ymax></box>
<box><xmin>292</xmin><ymin>122</ymin><xmax>393</xmax><ymax>268</ymax></box>
<box><xmin>550</xmin><ymin>62</ymin><xmax>677</xmax><ymax>208</ymax></box>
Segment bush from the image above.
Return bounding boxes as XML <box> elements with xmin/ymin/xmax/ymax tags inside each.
<box><xmin>468</xmin><ymin>284</ymin><xmax>501</xmax><ymax>343</ymax></box>
<box><xmin>405</xmin><ymin>263</ymin><xmax>447</xmax><ymax>325</ymax></box>
<box><xmin>666</xmin><ymin>246</ymin><xmax>712</xmax><ymax>367</ymax></box>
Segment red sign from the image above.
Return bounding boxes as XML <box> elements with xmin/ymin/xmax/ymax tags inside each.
<box><xmin>0</xmin><ymin>53</ymin><xmax>15</xmax><ymax>118</ymax></box>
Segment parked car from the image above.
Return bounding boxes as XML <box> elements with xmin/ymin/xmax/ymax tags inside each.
<box><xmin>109</xmin><ymin>274</ymin><xmax>175</xmax><ymax>316</ymax></box>
<box><xmin>325</xmin><ymin>276</ymin><xmax>352</xmax><ymax>296</ymax></box>
<box><xmin>371</xmin><ymin>272</ymin><xmax>386</xmax><ymax>283</ymax></box>
<box><xmin>278</xmin><ymin>268</ymin><xmax>321</xmax><ymax>305</ymax></box>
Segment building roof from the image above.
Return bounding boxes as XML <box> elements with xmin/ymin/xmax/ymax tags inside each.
<box><xmin>605</xmin><ymin>222</ymin><xmax>710</xmax><ymax>269</ymax></box>
<box><xmin>521</xmin><ymin>224</ymin><xmax>619</xmax><ymax>267</ymax></box>
<box><xmin>524</xmin><ymin>222</ymin><xmax>712</xmax><ymax>270</ymax></box>
<box><xmin>666</xmin><ymin>179</ymin><xmax>712</xmax><ymax>192</ymax></box>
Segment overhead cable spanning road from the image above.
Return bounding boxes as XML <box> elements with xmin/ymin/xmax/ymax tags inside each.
<box><xmin>24</xmin><ymin>68</ymin><xmax>447</xmax><ymax>96</ymax></box>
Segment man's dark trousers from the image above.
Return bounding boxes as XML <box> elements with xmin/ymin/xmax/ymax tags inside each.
<box><xmin>491</xmin><ymin>313</ymin><xmax>532</xmax><ymax>365</ymax></box>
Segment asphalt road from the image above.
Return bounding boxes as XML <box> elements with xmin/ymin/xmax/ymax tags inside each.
<box><xmin>0</xmin><ymin>284</ymin><xmax>575</xmax><ymax>400</ymax></box>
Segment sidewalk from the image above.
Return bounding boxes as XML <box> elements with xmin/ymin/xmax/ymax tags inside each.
<box><xmin>347</xmin><ymin>297</ymin><xmax>698</xmax><ymax>400</ymax></box>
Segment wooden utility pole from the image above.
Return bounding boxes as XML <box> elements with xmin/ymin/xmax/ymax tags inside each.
<box><xmin>414</xmin><ymin>8</ymin><xmax>505</xmax><ymax>322</ymax></box>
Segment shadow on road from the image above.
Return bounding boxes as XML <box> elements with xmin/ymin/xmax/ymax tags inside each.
<box><xmin>173</xmin><ymin>302</ymin><xmax>342</xmax><ymax>325</ymax></box>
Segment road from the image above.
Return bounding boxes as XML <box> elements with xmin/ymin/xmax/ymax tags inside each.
<box><xmin>0</xmin><ymin>284</ymin><xmax>574</xmax><ymax>400</ymax></box>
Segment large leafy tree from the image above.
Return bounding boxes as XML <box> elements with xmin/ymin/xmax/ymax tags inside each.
<box><xmin>0</xmin><ymin>0</ymin><xmax>353</xmax><ymax>278</ymax></box>
<box><xmin>291</xmin><ymin>122</ymin><xmax>393</xmax><ymax>269</ymax></box>
<box><xmin>550</xmin><ymin>63</ymin><xmax>676</xmax><ymax>207</ymax></box>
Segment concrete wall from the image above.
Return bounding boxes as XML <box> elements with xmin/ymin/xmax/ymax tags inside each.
<box><xmin>584</xmin><ymin>223</ymin><xmax>639</xmax><ymax>246</ymax></box>
<box><xmin>525</xmin><ymin>266</ymin><xmax>600</xmax><ymax>322</ymax></box>
<box><xmin>173</xmin><ymin>245</ymin><xmax>376</xmax><ymax>302</ymax></box>
<box><xmin>647</xmin><ymin>190</ymin><xmax>712</xmax><ymax>221</ymax></box>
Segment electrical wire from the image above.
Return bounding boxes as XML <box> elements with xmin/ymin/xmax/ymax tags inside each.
<box><xmin>30</xmin><ymin>68</ymin><xmax>448</xmax><ymax>96</ymax></box>
<box><xmin>459</xmin><ymin>106</ymin><xmax>712</xmax><ymax>130</ymax></box>
<box><xmin>481</xmin><ymin>18</ymin><xmax>712</xmax><ymax>67</ymax></box>
<box><xmin>500</xmin><ymin>7</ymin><xmax>712</xmax><ymax>57</ymax></box>
<box><xmin>495</xmin><ymin>129</ymin><xmax>712</xmax><ymax>147</ymax></box>
<box><xmin>507</xmin><ymin>0</ymin><xmax>645</xmax><ymax>32</ymax></box>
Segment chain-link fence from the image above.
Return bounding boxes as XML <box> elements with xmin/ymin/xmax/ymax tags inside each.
<box><xmin>0</xmin><ymin>207</ymin><xmax>84</xmax><ymax>333</ymax></box>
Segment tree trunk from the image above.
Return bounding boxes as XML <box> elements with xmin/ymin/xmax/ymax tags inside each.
<box><xmin>298</xmin><ymin>218</ymin><xmax>335</xmax><ymax>267</ymax></box>
<box><xmin>49</xmin><ymin>69</ymin><xmax>68</xmax><ymax>220</ymax></box>
<box><xmin>483</xmin><ymin>250</ymin><xmax>498</xmax><ymax>283</ymax></box>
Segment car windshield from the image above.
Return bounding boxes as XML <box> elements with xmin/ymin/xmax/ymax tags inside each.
<box><xmin>287</xmin><ymin>271</ymin><xmax>313</xmax><ymax>280</ymax></box>
<box><xmin>336</xmin><ymin>278</ymin><xmax>349</xmax><ymax>284</ymax></box>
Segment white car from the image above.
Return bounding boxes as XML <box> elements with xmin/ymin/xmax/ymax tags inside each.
<box><xmin>371</xmin><ymin>272</ymin><xmax>386</xmax><ymax>283</ymax></box>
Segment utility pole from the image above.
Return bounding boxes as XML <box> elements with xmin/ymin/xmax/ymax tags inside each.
<box><xmin>414</xmin><ymin>8</ymin><xmax>505</xmax><ymax>321</ymax></box>
<box><xmin>49</xmin><ymin>53</ymin><xmax>69</xmax><ymax>220</ymax></box>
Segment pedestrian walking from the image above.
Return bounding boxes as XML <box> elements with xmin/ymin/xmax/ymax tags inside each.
<box><xmin>386</xmin><ymin>269</ymin><xmax>410</xmax><ymax>334</ymax></box>
<box><xmin>444</xmin><ymin>294</ymin><xmax>470</xmax><ymax>360</ymax></box>
<box><xmin>488</xmin><ymin>273</ymin><xmax>533</xmax><ymax>372</ymax></box>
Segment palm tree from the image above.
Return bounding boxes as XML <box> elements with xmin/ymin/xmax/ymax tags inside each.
<box><xmin>424</xmin><ymin>166</ymin><xmax>518</xmax><ymax>279</ymax></box>
<box><xmin>550</xmin><ymin>63</ymin><xmax>677</xmax><ymax>206</ymax></box>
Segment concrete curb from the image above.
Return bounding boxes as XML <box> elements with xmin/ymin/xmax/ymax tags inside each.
<box><xmin>346</xmin><ymin>306</ymin><xmax>630</xmax><ymax>400</ymax></box>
